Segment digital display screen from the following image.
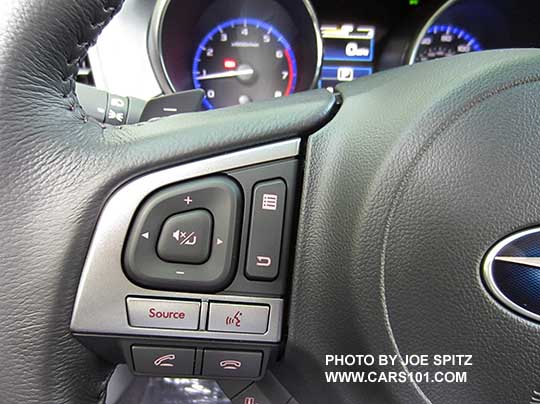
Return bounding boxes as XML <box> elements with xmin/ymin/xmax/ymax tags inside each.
<box><xmin>319</xmin><ymin>24</ymin><xmax>375</xmax><ymax>89</ymax></box>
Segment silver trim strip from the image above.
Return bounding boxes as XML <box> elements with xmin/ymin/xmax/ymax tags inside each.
<box><xmin>407</xmin><ymin>0</ymin><xmax>459</xmax><ymax>65</ymax></box>
<box><xmin>71</xmin><ymin>139</ymin><xmax>301</xmax><ymax>343</ymax></box>
<box><xmin>148</xmin><ymin>0</ymin><xmax>175</xmax><ymax>94</ymax></box>
<box><xmin>482</xmin><ymin>227</ymin><xmax>540</xmax><ymax>322</ymax></box>
<box><xmin>303</xmin><ymin>0</ymin><xmax>324</xmax><ymax>90</ymax></box>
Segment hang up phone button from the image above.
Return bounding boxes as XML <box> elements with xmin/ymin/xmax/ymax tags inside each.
<box><xmin>203</xmin><ymin>350</ymin><xmax>262</xmax><ymax>378</ymax></box>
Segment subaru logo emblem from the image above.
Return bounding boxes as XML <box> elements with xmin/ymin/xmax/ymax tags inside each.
<box><xmin>483</xmin><ymin>227</ymin><xmax>540</xmax><ymax>321</ymax></box>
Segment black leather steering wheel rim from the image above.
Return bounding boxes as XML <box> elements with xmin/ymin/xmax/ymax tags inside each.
<box><xmin>3</xmin><ymin>1</ymin><xmax>540</xmax><ymax>404</ymax></box>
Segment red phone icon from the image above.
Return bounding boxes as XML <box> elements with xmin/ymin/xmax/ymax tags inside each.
<box><xmin>153</xmin><ymin>354</ymin><xmax>176</xmax><ymax>367</ymax></box>
<box><xmin>219</xmin><ymin>359</ymin><xmax>242</xmax><ymax>370</ymax></box>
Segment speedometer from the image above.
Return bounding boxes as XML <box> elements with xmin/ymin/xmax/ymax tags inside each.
<box><xmin>192</xmin><ymin>18</ymin><xmax>298</xmax><ymax>109</ymax></box>
<box><xmin>413</xmin><ymin>24</ymin><xmax>483</xmax><ymax>63</ymax></box>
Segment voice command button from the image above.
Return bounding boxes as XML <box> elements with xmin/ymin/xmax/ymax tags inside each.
<box><xmin>207</xmin><ymin>302</ymin><xmax>269</xmax><ymax>334</ymax></box>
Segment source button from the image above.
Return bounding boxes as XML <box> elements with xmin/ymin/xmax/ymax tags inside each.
<box><xmin>127</xmin><ymin>297</ymin><xmax>200</xmax><ymax>330</ymax></box>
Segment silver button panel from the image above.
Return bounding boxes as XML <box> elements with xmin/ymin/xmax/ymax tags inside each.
<box><xmin>208</xmin><ymin>303</ymin><xmax>269</xmax><ymax>334</ymax></box>
<box><xmin>70</xmin><ymin>140</ymin><xmax>299</xmax><ymax>343</ymax></box>
<box><xmin>127</xmin><ymin>297</ymin><xmax>201</xmax><ymax>330</ymax></box>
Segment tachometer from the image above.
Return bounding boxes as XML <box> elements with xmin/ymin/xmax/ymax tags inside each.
<box><xmin>192</xmin><ymin>18</ymin><xmax>298</xmax><ymax>109</ymax></box>
<box><xmin>413</xmin><ymin>24</ymin><xmax>483</xmax><ymax>63</ymax></box>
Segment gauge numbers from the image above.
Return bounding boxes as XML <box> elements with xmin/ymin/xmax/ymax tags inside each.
<box><xmin>193</xmin><ymin>18</ymin><xmax>298</xmax><ymax>109</ymax></box>
<box><xmin>414</xmin><ymin>24</ymin><xmax>483</xmax><ymax>63</ymax></box>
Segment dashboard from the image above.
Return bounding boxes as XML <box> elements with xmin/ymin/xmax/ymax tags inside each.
<box><xmin>86</xmin><ymin>0</ymin><xmax>540</xmax><ymax>110</ymax></box>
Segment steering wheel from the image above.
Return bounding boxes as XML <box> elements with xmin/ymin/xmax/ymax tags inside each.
<box><xmin>2</xmin><ymin>1</ymin><xmax>540</xmax><ymax>403</ymax></box>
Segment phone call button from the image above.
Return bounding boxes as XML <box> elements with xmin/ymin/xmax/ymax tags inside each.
<box><xmin>132</xmin><ymin>346</ymin><xmax>195</xmax><ymax>376</ymax></box>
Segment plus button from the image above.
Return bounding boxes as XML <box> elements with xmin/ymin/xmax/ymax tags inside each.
<box><xmin>184</xmin><ymin>196</ymin><xmax>193</xmax><ymax>205</ymax></box>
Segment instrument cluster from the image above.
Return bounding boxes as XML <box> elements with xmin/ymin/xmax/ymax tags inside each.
<box><xmin>149</xmin><ymin>0</ymin><xmax>540</xmax><ymax>110</ymax></box>
<box><xmin>152</xmin><ymin>0</ymin><xmax>320</xmax><ymax>109</ymax></box>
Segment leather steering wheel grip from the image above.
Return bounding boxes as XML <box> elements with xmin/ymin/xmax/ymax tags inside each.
<box><xmin>0</xmin><ymin>2</ymin><xmax>123</xmax><ymax>403</ymax></box>
<box><xmin>0</xmin><ymin>1</ymin><xmax>336</xmax><ymax>403</ymax></box>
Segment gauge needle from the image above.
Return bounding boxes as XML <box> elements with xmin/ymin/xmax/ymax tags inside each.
<box><xmin>196</xmin><ymin>68</ymin><xmax>254</xmax><ymax>81</ymax></box>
